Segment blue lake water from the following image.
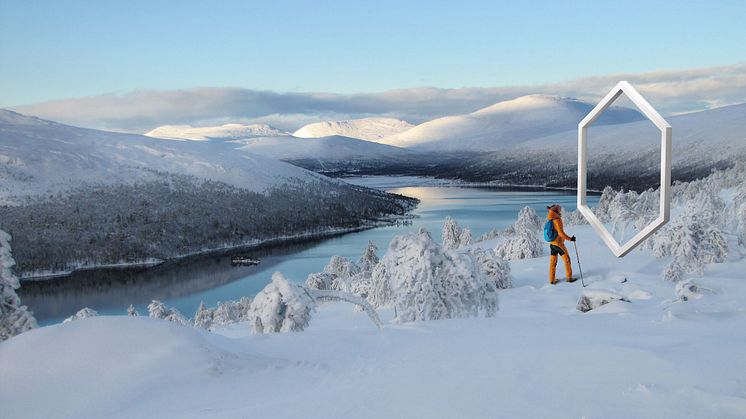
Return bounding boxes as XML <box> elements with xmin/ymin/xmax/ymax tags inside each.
<box><xmin>20</xmin><ymin>179</ymin><xmax>598</xmax><ymax>325</ymax></box>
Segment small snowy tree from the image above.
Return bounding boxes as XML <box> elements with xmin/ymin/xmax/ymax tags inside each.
<box><xmin>148</xmin><ymin>300</ymin><xmax>189</xmax><ymax>325</ymax></box>
<box><xmin>212</xmin><ymin>297</ymin><xmax>251</xmax><ymax>329</ymax></box>
<box><xmin>370</xmin><ymin>229</ymin><xmax>497</xmax><ymax>322</ymax></box>
<box><xmin>323</xmin><ymin>255</ymin><xmax>361</xmax><ymax>279</ymax></box>
<box><xmin>458</xmin><ymin>228</ymin><xmax>472</xmax><ymax>249</ymax></box>
<box><xmin>305</xmin><ymin>271</ymin><xmax>335</xmax><ymax>291</ymax></box>
<box><xmin>0</xmin><ymin>230</ymin><xmax>37</xmax><ymax>341</ymax></box>
<box><xmin>359</xmin><ymin>240</ymin><xmax>379</xmax><ymax>272</ymax></box>
<box><xmin>441</xmin><ymin>216</ymin><xmax>461</xmax><ymax>250</ymax></box>
<box><xmin>494</xmin><ymin>206</ymin><xmax>543</xmax><ymax>260</ymax></box>
<box><xmin>63</xmin><ymin>307</ymin><xmax>98</xmax><ymax>323</ymax></box>
<box><xmin>127</xmin><ymin>304</ymin><xmax>139</xmax><ymax>316</ymax></box>
<box><xmin>248</xmin><ymin>272</ymin><xmax>316</xmax><ymax>333</ymax></box>
<box><xmin>470</xmin><ymin>248</ymin><xmax>512</xmax><ymax>290</ymax></box>
<box><xmin>514</xmin><ymin>206</ymin><xmax>541</xmax><ymax>232</ymax></box>
<box><xmin>193</xmin><ymin>302</ymin><xmax>214</xmax><ymax>330</ymax></box>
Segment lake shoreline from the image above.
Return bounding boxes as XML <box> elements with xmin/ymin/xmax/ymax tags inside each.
<box><xmin>19</xmin><ymin>214</ymin><xmax>415</xmax><ymax>283</ymax></box>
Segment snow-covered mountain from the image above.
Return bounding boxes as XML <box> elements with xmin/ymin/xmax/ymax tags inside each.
<box><xmin>451</xmin><ymin>102</ymin><xmax>746</xmax><ymax>189</ymax></box>
<box><xmin>378</xmin><ymin>95</ymin><xmax>644</xmax><ymax>152</ymax></box>
<box><xmin>145</xmin><ymin>123</ymin><xmax>288</xmax><ymax>141</ymax></box>
<box><xmin>293</xmin><ymin>117</ymin><xmax>414</xmax><ymax>142</ymax></box>
<box><xmin>235</xmin><ymin>135</ymin><xmax>421</xmax><ymax>164</ymax></box>
<box><xmin>0</xmin><ymin>110</ymin><xmax>317</xmax><ymax>201</ymax></box>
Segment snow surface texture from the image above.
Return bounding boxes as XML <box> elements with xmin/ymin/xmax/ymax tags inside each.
<box><xmin>0</xmin><ymin>110</ymin><xmax>322</xmax><ymax>202</ymax></box>
<box><xmin>378</xmin><ymin>95</ymin><xmax>644</xmax><ymax>151</ymax></box>
<box><xmin>293</xmin><ymin>117</ymin><xmax>414</xmax><ymax>142</ymax></box>
<box><xmin>2</xmin><ymin>231</ymin><xmax>746</xmax><ymax>418</ymax></box>
<box><xmin>145</xmin><ymin>123</ymin><xmax>289</xmax><ymax>141</ymax></box>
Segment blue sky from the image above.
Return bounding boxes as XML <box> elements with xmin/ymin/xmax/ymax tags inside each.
<box><xmin>2</xmin><ymin>0</ymin><xmax>745</xmax><ymax>107</ymax></box>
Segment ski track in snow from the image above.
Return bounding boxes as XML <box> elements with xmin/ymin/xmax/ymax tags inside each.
<box><xmin>2</xmin><ymin>223</ymin><xmax>745</xmax><ymax>418</ymax></box>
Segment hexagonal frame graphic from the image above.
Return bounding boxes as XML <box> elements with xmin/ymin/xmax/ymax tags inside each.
<box><xmin>577</xmin><ymin>81</ymin><xmax>672</xmax><ymax>258</ymax></box>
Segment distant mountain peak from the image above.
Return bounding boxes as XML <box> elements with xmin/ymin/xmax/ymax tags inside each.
<box><xmin>145</xmin><ymin>123</ymin><xmax>288</xmax><ymax>141</ymax></box>
<box><xmin>293</xmin><ymin>117</ymin><xmax>414</xmax><ymax>142</ymax></box>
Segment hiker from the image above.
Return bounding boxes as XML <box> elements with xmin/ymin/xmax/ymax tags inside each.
<box><xmin>545</xmin><ymin>204</ymin><xmax>576</xmax><ymax>284</ymax></box>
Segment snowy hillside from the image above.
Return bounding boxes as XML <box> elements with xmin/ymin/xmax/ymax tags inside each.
<box><xmin>145</xmin><ymin>123</ymin><xmax>288</xmax><ymax>141</ymax></box>
<box><xmin>293</xmin><ymin>117</ymin><xmax>414</xmax><ymax>142</ymax></box>
<box><xmin>0</xmin><ymin>110</ymin><xmax>317</xmax><ymax>201</ymax></box>
<box><xmin>517</xmin><ymin>102</ymin><xmax>746</xmax><ymax>161</ymax></box>
<box><xmin>485</xmin><ymin>102</ymin><xmax>746</xmax><ymax>188</ymax></box>
<box><xmin>379</xmin><ymin>95</ymin><xmax>644</xmax><ymax>152</ymax></box>
<box><xmin>235</xmin><ymin>135</ymin><xmax>421</xmax><ymax>163</ymax></box>
<box><xmin>0</xmin><ymin>110</ymin><xmax>418</xmax><ymax>275</ymax></box>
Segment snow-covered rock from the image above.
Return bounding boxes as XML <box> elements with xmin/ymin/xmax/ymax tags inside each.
<box><xmin>576</xmin><ymin>290</ymin><xmax>631</xmax><ymax>313</ymax></box>
<box><xmin>293</xmin><ymin>117</ymin><xmax>413</xmax><ymax>142</ymax></box>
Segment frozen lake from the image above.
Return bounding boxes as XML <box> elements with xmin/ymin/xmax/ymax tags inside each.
<box><xmin>20</xmin><ymin>178</ymin><xmax>598</xmax><ymax>325</ymax></box>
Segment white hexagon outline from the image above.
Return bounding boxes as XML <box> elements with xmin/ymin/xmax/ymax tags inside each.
<box><xmin>577</xmin><ymin>81</ymin><xmax>672</xmax><ymax>258</ymax></box>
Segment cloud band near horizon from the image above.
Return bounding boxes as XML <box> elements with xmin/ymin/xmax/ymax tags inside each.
<box><xmin>10</xmin><ymin>62</ymin><xmax>746</xmax><ymax>133</ymax></box>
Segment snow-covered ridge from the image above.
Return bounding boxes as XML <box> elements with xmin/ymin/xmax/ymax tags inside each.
<box><xmin>378</xmin><ymin>94</ymin><xmax>644</xmax><ymax>151</ymax></box>
<box><xmin>145</xmin><ymin>123</ymin><xmax>289</xmax><ymax>141</ymax></box>
<box><xmin>0</xmin><ymin>109</ymin><xmax>320</xmax><ymax>201</ymax></box>
<box><xmin>293</xmin><ymin>117</ymin><xmax>414</xmax><ymax>142</ymax></box>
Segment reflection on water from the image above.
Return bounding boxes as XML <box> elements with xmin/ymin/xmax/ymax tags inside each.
<box><xmin>20</xmin><ymin>184</ymin><xmax>597</xmax><ymax>325</ymax></box>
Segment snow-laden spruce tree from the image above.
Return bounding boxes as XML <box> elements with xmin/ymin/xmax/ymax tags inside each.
<box><xmin>514</xmin><ymin>206</ymin><xmax>542</xmax><ymax>232</ymax></box>
<box><xmin>0</xmin><ymin>230</ymin><xmax>36</xmax><ymax>341</ymax></box>
<box><xmin>249</xmin><ymin>272</ymin><xmax>381</xmax><ymax>334</ymax></box>
<box><xmin>369</xmin><ymin>228</ymin><xmax>497</xmax><ymax>322</ymax></box>
<box><xmin>249</xmin><ymin>272</ymin><xmax>316</xmax><ymax>333</ymax></box>
<box><xmin>212</xmin><ymin>297</ymin><xmax>252</xmax><ymax>328</ymax></box>
<box><xmin>305</xmin><ymin>271</ymin><xmax>336</xmax><ymax>291</ymax></box>
<box><xmin>192</xmin><ymin>297</ymin><xmax>252</xmax><ymax>331</ymax></box>
<box><xmin>359</xmin><ymin>240</ymin><xmax>379</xmax><ymax>272</ymax></box>
<box><xmin>494</xmin><ymin>206</ymin><xmax>543</xmax><ymax>260</ymax></box>
<box><xmin>470</xmin><ymin>248</ymin><xmax>512</xmax><ymax>290</ymax></box>
<box><xmin>148</xmin><ymin>300</ymin><xmax>189</xmax><ymax>325</ymax></box>
<box><xmin>63</xmin><ymin>307</ymin><xmax>98</xmax><ymax>323</ymax></box>
<box><xmin>645</xmin><ymin>189</ymin><xmax>728</xmax><ymax>281</ymax></box>
<box><xmin>441</xmin><ymin>216</ymin><xmax>462</xmax><ymax>250</ymax></box>
<box><xmin>593</xmin><ymin>186</ymin><xmax>618</xmax><ymax>222</ymax></box>
<box><xmin>193</xmin><ymin>302</ymin><xmax>213</xmax><ymax>330</ymax></box>
<box><xmin>324</xmin><ymin>255</ymin><xmax>361</xmax><ymax>279</ymax></box>
<box><xmin>307</xmin><ymin>246</ymin><xmax>379</xmax><ymax>301</ymax></box>
<box><xmin>127</xmin><ymin>304</ymin><xmax>139</xmax><ymax>316</ymax></box>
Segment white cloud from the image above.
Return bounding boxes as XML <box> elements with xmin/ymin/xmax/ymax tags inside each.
<box><xmin>11</xmin><ymin>62</ymin><xmax>746</xmax><ymax>133</ymax></box>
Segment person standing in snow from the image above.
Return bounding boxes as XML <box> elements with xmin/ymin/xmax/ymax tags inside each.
<box><xmin>546</xmin><ymin>204</ymin><xmax>576</xmax><ymax>284</ymax></box>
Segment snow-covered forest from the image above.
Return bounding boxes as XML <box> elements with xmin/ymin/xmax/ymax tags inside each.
<box><xmin>0</xmin><ymin>175</ymin><xmax>417</xmax><ymax>276</ymax></box>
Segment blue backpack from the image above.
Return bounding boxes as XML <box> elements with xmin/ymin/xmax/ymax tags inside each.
<box><xmin>543</xmin><ymin>219</ymin><xmax>557</xmax><ymax>242</ymax></box>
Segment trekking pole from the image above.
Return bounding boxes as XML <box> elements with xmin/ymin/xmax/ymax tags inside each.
<box><xmin>573</xmin><ymin>241</ymin><xmax>586</xmax><ymax>287</ymax></box>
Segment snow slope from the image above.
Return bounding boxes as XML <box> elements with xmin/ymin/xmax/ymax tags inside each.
<box><xmin>145</xmin><ymin>123</ymin><xmax>288</xmax><ymax>141</ymax></box>
<box><xmin>0</xmin><ymin>110</ymin><xmax>321</xmax><ymax>201</ymax></box>
<box><xmin>235</xmin><ymin>135</ymin><xmax>421</xmax><ymax>162</ymax></box>
<box><xmin>293</xmin><ymin>117</ymin><xmax>414</xmax><ymax>142</ymax></box>
<box><xmin>3</xmin><ymin>221</ymin><xmax>745</xmax><ymax>418</ymax></box>
<box><xmin>515</xmin><ymin>102</ymin><xmax>746</xmax><ymax>165</ymax></box>
<box><xmin>379</xmin><ymin>95</ymin><xmax>644</xmax><ymax>152</ymax></box>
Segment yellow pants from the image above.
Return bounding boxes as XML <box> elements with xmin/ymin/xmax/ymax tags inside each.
<box><xmin>549</xmin><ymin>242</ymin><xmax>573</xmax><ymax>281</ymax></box>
